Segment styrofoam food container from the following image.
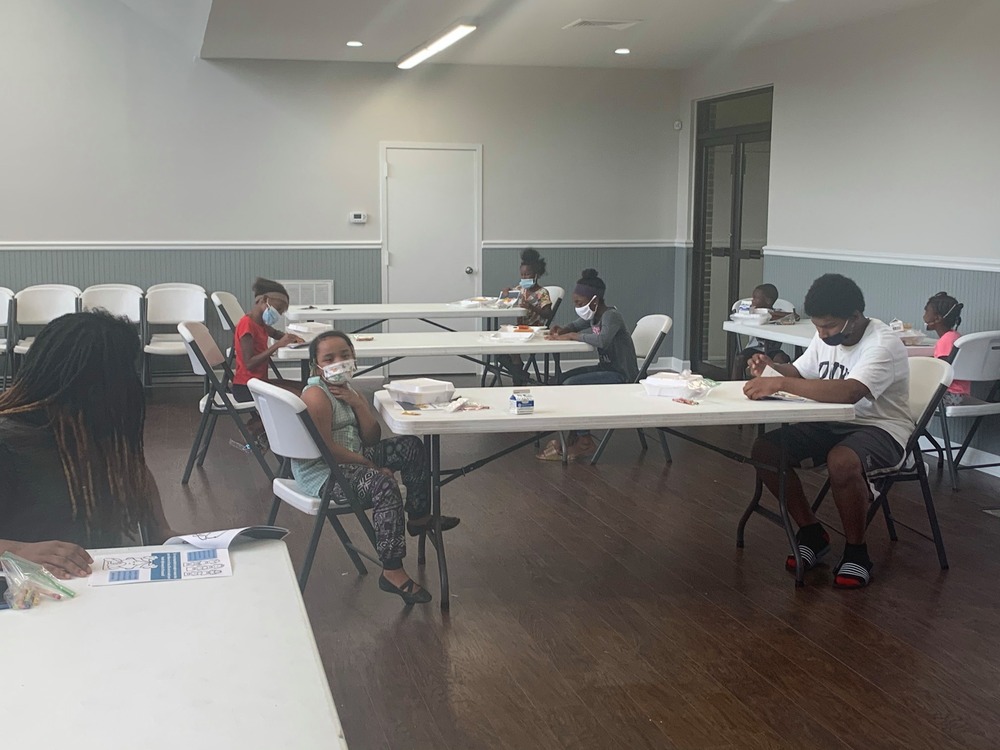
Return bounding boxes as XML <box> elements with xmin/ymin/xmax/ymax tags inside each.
<box><xmin>891</xmin><ymin>329</ymin><xmax>924</xmax><ymax>345</ymax></box>
<box><xmin>496</xmin><ymin>330</ymin><xmax>536</xmax><ymax>341</ymax></box>
<box><xmin>500</xmin><ymin>325</ymin><xmax>547</xmax><ymax>332</ymax></box>
<box><xmin>729</xmin><ymin>311</ymin><xmax>770</xmax><ymax>325</ymax></box>
<box><xmin>641</xmin><ymin>373</ymin><xmax>700</xmax><ymax>398</ymax></box>
<box><xmin>287</xmin><ymin>321</ymin><xmax>333</xmax><ymax>340</ymax></box>
<box><xmin>386</xmin><ymin>378</ymin><xmax>455</xmax><ymax>405</ymax></box>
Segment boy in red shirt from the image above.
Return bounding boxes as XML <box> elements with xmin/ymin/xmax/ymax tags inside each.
<box><xmin>231</xmin><ymin>277</ymin><xmax>303</xmax><ymax>403</ymax></box>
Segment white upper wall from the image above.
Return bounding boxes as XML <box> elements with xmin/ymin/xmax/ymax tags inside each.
<box><xmin>0</xmin><ymin>0</ymin><xmax>679</xmax><ymax>244</ymax></box>
<box><xmin>676</xmin><ymin>0</ymin><xmax>1000</xmax><ymax>260</ymax></box>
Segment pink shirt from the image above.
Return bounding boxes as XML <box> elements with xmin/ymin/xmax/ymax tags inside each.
<box><xmin>934</xmin><ymin>330</ymin><xmax>971</xmax><ymax>395</ymax></box>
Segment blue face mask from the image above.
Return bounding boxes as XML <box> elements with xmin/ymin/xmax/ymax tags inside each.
<box><xmin>519</xmin><ymin>278</ymin><xmax>534</xmax><ymax>289</ymax></box>
<box><xmin>821</xmin><ymin>318</ymin><xmax>852</xmax><ymax>347</ymax></box>
<box><xmin>262</xmin><ymin>304</ymin><xmax>281</xmax><ymax>326</ymax></box>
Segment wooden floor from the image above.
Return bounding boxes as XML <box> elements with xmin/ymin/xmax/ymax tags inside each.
<box><xmin>147</xmin><ymin>380</ymin><xmax>1000</xmax><ymax>750</ymax></box>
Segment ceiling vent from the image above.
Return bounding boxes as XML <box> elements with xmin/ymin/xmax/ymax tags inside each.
<box><xmin>562</xmin><ymin>19</ymin><xmax>641</xmax><ymax>31</ymax></box>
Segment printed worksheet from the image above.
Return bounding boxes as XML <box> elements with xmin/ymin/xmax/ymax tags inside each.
<box><xmin>164</xmin><ymin>525</ymin><xmax>289</xmax><ymax>550</ymax></box>
<box><xmin>89</xmin><ymin>548</ymin><xmax>233</xmax><ymax>586</ymax></box>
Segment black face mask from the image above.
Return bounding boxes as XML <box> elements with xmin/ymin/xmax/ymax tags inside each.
<box><xmin>822</xmin><ymin>318</ymin><xmax>852</xmax><ymax>347</ymax></box>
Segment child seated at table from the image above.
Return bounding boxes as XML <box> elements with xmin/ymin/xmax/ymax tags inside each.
<box><xmin>730</xmin><ymin>283</ymin><xmax>793</xmax><ymax>380</ymax></box>
<box><xmin>0</xmin><ymin>311</ymin><xmax>173</xmax><ymax>579</ymax></box>
<box><xmin>230</xmin><ymin>277</ymin><xmax>303</xmax><ymax>403</ymax></box>
<box><xmin>538</xmin><ymin>268</ymin><xmax>638</xmax><ymax>462</ymax></box>
<box><xmin>293</xmin><ymin>331</ymin><xmax>460</xmax><ymax>605</ymax></box>
<box><xmin>497</xmin><ymin>248</ymin><xmax>553</xmax><ymax>385</ymax></box>
<box><xmin>923</xmin><ymin>291</ymin><xmax>970</xmax><ymax>406</ymax></box>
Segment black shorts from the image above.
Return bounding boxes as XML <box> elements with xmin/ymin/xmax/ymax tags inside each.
<box><xmin>231</xmin><ymin>383</ymin><xmax>252</xmax><ymax>402</ymax></box>
<box><xmin>760</xmin><ymin>422</ymin><xmax>905</xmax><ymax>476</ymax></box>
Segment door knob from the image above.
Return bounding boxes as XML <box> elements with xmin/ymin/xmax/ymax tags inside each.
<box><xmin>465</xmin><ymin>266</ymin><xmax>475</xmax><ymax>274</ymax></box>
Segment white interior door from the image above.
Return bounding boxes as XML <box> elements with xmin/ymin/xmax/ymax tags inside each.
<box><xmin>382</xmin><ymin>143</ymin><xmax>481</xmax><ymax>375</ymax></box>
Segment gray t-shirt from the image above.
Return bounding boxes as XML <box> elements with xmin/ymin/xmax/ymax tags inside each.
<box><xmin>565</xmin><ymin>307</ymin><xmax>639</xmax><ymax>382</ymax></box>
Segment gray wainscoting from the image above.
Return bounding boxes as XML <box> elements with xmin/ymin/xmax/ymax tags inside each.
<box><xmin>482</xmin><ymin>244</ymin><xmax>688</xmax><ymax>363</ymax></box>
<box><xmin>766</xmin><ymin>253</ymin><xmax>1000</xmax><ymax>456</ymax></box>
<box><xmin>0</xmin><ymin>246</ymin><xmax>382</xmax><ymax>373</ymax></box>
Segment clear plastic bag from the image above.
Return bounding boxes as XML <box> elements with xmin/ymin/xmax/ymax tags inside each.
<box><xmin>0</xmin><ymin>551</ymin><xmax>77</xmax><ymax>610</ymax></box>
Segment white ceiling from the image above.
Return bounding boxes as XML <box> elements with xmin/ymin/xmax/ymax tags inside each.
<box><xmin>200</xmin><ymin>0</ymin><xmax>939</xmax><ymax>69</ymax></box>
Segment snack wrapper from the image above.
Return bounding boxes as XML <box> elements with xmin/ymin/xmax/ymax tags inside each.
<box><xmin>1</xmin><ymin>551</ymin><xmax>77</xmax><ymax>610</ymax></box>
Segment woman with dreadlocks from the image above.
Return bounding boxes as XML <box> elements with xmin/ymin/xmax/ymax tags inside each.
<box><xmin>0</xmin><ymin>311</ymin><xmax>171</xmax><ymax>579</ymax></box>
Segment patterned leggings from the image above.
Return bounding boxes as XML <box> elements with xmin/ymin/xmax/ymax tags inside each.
<box><xmin>323</xmin><ymin>436</ymin><xmax>429</xmax><ymax>566</ymax></box>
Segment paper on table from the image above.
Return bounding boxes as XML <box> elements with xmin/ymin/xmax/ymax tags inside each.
<box><xmin>89</xmin><ymin>548</ymin><xmax>232</xmax><ymax>586</ymax></box>
<box><xmin>164</xmin><ymin>525</ymin><xmax>289</xmax><ymax>550</ymax></box>
<box><xmin>759</xmin><ymin>364</ymin><xmax>812</xmax><ymax>402</ymax></box>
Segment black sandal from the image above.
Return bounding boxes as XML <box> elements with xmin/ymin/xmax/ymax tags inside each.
<box><xmin>378</xmin><ymin>574</ymin><xmax>432</xmax><ymax>605</ymax></box>
<box><xmin>406</xmin><ymin>516</ymin><xmax>460</xmax><ymax>537</ymax></box>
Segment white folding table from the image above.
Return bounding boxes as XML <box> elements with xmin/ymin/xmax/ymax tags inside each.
<box><xmin>285</xmin><ymin>303</ymin><xmax>524</xmax><ymax>333</ymax></box>
<box><xmin>1</xmin><ymin>540</ymin><xmax>347</xmax><ymax>750</ymax></box>
<box><xmin>374</xmin><ymin>383</ymin><xmax>855</xmax><ymax>608</ymax></box>
<box><xmin>276</xmin><ymin>330</ymin><xmax>592</xmax><ymax>384</ymax></box>
<box><xmin>723</xmin><ymin>319</ymin><xmax>936</xmax><ymax>357</ymax></box>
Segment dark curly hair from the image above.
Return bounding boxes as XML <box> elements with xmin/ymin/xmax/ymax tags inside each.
<box><xmin>926</xmin><ymin>291</ymin><xmax>963</xmax><ymax>329</ymax></box>
<box><xmin>574</xmin><ymin>268</ymin><xmax>606</xmax><ymax>300</ymax></box>
<box><xmin>519</xmin><ymin>248</ymin><xmax>546</xmax><ymax>278</ymax></box>
<box><xmin>803</xmin><ymin>273</ymin><xmax>865</xmax><ymax>319</ymax></box>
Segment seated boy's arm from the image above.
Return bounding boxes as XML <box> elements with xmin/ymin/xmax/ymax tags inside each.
<box><xmin>769</xmin><ymin>376</ymin><xmax>870</xmax><ymax>404</ymax></box>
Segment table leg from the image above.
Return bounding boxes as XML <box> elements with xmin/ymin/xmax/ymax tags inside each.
<box><xmin>777</xmin><ymin>425</ymin><xmax>804</xmax><ymax>586</ymax></box>
<box><xmin>418</xmin><ymin>435</ymin><xmax>430</xmax><ymax>566</ymax></box>
<box><xmin>431</xmin><ymin>434</ymin><xmax>450</xmax><ymax>610</ymax></box>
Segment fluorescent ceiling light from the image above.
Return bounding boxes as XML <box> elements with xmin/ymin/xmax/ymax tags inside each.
<box><xmin>346</xmin><ymin>41</ymin><xmax>363</xmax><ymax>47</ymax></box>
<box><xmin>614</xmin><ymin>48</ymin><xmax>630</xmax><ymax>55</ymax></box>
<box><xmin>397</xmin><ymin>22</ymin><xmax>477</xmax><ymax>70</ymax></box>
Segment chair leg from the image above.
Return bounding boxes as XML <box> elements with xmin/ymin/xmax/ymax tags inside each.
<box><xmin>938</xmin><ymin>407</ymin><xmax>960</xmax><ymax>490</ymax></box>
<box><xmin>226</xmin><ymin>402</ymin><xmax>273</xmax><ymax>480</ymax></box>
<box><xmin>954</xmin><ymin>416</ymin><xmax>984</xmax><ymax>468</ymax></box>
<box><xmin>922</xmin><ymin>427</ymin><xmax>944</xmax><ymax>471</ymax></box>
<box><xmin>880</xmin><ymin>495</ymin><xmax>898</xmax><ymax>541</ymax></box>
<box><xmin>810</xmin><ymin>479</ymin><xmax>831</xmax><ymax>514</ymax></box>
<box><xmin>736</xmin><ymin>478</ymin><xmax>764</xmax><ymax>548</ymax></box>
<box><xmin>196</xmin><ymin>414</ymin><xmax>220</xmax><ymax>467</ymax></box>
<box><xmin>589</xmin><ymin>430</ymin><xmax>613</xmax><ymax>466</ymax></box>
<box><xmin>267</xmin><ymin>496</ymin><xmax>281</xmax><ymax>526</ymax></box>
<box><xmin>657</xmin><ymin>429</ymin><xmax>672</xmax><ymax>462</ymax></box>
<box><xmin>915</xmin><ymin>449</ymin><xmax>949</xmax><ymax>570</ymax></box>
<box><xmin>636</xmin><ymin>428</ymin><xmax>649</xmax><ymax>452</ymax></box>
<box><xmin>326</xmin><ymin>514</ymin><xmax>368</xmax><ymax>575</ymax></box>
<box><xmin>181</xmin><ymin>408</ymin><xmax>212</xmax><ymax>484</ymax></box>
<box><xmin>298</xmin><ymin>514</ymin><xmax>327</xmax><ymax>591</ymax></box>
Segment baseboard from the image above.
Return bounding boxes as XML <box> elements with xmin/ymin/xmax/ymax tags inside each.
<box><xmin>918</xmin><ymin>435</ymin><xmax>1000</xmax><ymax>479</ymax></box>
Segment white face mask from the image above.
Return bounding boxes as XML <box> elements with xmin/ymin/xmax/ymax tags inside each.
<box><xmin>321</xmin><ymin>359</ymin><xmax>356</xmax><ymax>383</ymax></box>
<box><xmin>575</xmin><ymin>296</ymin><xmax>597</xmax><ymax>321</ymax></box>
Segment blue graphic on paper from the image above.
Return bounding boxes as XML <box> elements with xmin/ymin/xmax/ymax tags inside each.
<box><xmin>108</xmin><ymin>570</ymin><xmax>140</xmax><ymax>582</ymax></box>
<box><xmin>186</xmin><ymin>549</ymin><xmax>218</xmax><ymax>562</ymax></box>
<box><xmin>150</xmin><ymin>552</ymin><xmax>182</xmax><ymax>581</ymax></box>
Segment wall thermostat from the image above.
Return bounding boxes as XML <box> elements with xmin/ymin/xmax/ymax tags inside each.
<box><xmin>349</xmin><ymin>211</ymin><xmax>368</xmax><ymax>224</ymax></box>
<box><xmin>673</xmin><ymin>120</ymin><xmax>683</xmax><ymax>131</ymax></box>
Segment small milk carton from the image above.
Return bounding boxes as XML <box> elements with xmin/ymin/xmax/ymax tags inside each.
<box><xmin>509</xmin><ymin>388</ymin><xmax>534</xmax><ymax>415</ymax></box>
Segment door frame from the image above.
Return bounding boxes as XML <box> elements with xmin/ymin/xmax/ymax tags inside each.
<box><xmin>379</xmin><ymin>141</ymin><xmax>483</xmax><ymax>303</ymax></box>
<box><xmin>689</xmin><ymin>131</ymin><xmax>771</xmax><ymax>379</ymax></box>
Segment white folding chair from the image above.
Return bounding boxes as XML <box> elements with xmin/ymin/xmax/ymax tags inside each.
<box><xmin>929</xmin><ymin>330</ymin><xmax>1000</xmax><ymax>489</ymax></box>
<box><xmin>177</xmin><ymin>321</ymin><xmax>273</xmax><ymax>484</ymax></box>
<box><xmin>143</xmin><ymin>287</ymin><xmax>206</xmax><ymax>386</ymax></box>
<box><xmin>739</xmin><ymin>357</ymin><xmax>954</xmax><ymax>572</ymax></box>
<box><xmin>147</xmin><ymin>282</ymin><xmax>206</xmax><ymax>294</ymax></box>
<box><xmin>212</xmin><ymin>290</ymin><xmax>282</xmax><ymax>378</ymax></box>
<box><xmin>82</xmin><ymin>284</ymin><xmax>143</xmax><ymax>323</ymax></box>
<box><xmin>590</xmin><ymin>315</ymin><xmax>674</xmax><ymax>466</ymax></box>
<box><xmin>11</xmin><ymin>285</ymin><xmax>81</xmax><ymax>372</ymax></box>
<box><xmin>0</xmin><ymin>287</ymin><xmax>12</xmax><ymax>389</ymax></box>
<box><xmin>248</xmin><ymin>378</ymin><xmax>380</xmax><ymax>591</ymax></box>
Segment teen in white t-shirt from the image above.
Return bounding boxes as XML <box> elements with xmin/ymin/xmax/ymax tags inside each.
<box><xmin>742</xmin><ymin>273</ymin><xmax>914</xmax><ymax>591</ymax></box>
<box><xmin>791</xmin><ymin>318</ymin><xmax>913</xmax><ymax>448</ymax></box>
